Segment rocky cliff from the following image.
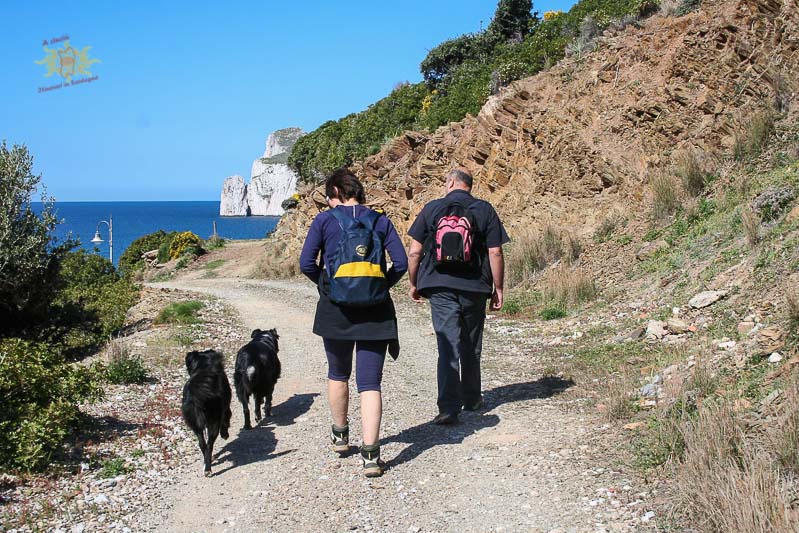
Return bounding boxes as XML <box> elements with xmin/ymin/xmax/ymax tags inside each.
<box><xmin>220</xmin><ymin>128</ymin><xmax>304</xmax><ymax>217</ymax></box>
<box><xmin>220</xmin><ymin>175</ymin><xmax>248</xmax><ymax>216</ymax></box>
<box><xmin>263</xmin><ymin>0</ymin><xmax>798</xmax><ymax>273</ymax></box>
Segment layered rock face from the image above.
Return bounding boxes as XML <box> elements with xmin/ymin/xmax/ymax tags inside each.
<box><xmin>264</xmin><ymin>0</ymin><xmax>799</xmax><ymax>272</ymax></box>
<box><xmin>220</xmin><ymin>175</ymin><xmax>248</xmax><ymax>216</ymax></box>
<box><xmin>220</xmin><ymin>128</ymin><xmax>304</xmax><ymax>217</ymax></box>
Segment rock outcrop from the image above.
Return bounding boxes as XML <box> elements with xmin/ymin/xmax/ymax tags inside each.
<box><xmin>263</xmin><ymin>0</ymin><xmax>799</xmax><ymax>273</ymax></box>
<box><xmin>220</xmin><ymin>175</ymin><xmax>248</xmax><ymax>216</ymax></box>
<box><xmin>220</xmin><ymin>128</ymin><xmax>304</xmax><ymax>217</ymax></box>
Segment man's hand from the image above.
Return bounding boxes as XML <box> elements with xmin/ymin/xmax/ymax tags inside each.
<box><xmin>409</xmin><ymin>285</ymin><xmax>423</xmax><ymax>303</ymax></box>
<box><xmin>490</xmin><ymin>289</ymin><xmax>503</xmax><ymax>310</ymax></box>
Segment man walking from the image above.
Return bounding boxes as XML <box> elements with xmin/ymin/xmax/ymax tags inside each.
<box><xmin>407</xmin><ymin>168</ymin><xmax>509</xmax><ymax>425</ymax></box>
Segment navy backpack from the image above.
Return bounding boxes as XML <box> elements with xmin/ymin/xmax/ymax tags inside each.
<box><xmin>327</xmin><ymin>207</ymin><xmax>389</xmax><ymax>307</ymax></box>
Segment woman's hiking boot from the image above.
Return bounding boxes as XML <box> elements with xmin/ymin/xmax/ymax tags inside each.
<box><xmin>361</xmin><ymin>444</ymin><xmax>384</xmax><ymax>477</ymax></box>
<box><xmin>330</xmin><ymin>423</ymin><xmax>349</xmax><ymax>454</ymax></box>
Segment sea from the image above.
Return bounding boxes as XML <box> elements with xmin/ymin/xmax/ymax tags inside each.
<box><xmin>34</xmin><ymin>201</ymin><xmax>280</xmax><ymax>266</ymax></box>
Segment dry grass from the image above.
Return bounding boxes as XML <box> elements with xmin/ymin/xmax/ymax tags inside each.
<box><xmin>676</xmin><ymin>402</ymin><xmax>797</xmax><ymax>532</ymax></box>
<box><xmin>593</xmin><ymin>212</ymin><xmax>624</xmax><ymax>243</ymax></box>
<box><xmin>659</xmin><ymin>0</ymin><xmax>682</xmax><ymax>15</ymax></box>
<box><xmin>252</xmin><ymin>241</ymin><xmax>299</xmax><ymax>279</ymax></box>
<box><xmin>770</xmin><ymin>382</ymin><xmax>799</xmax><ymax>476</ymax></box>
<box><xmin>787</xmin><ymin>289</ymin><xmax>799</xmax><ymax>333</ymax></box>
<box><xmin>742</xmin><ymin>208</ymin><xmax>761</xmax><ymax>248</ymax></box>
<box><xmin>601</xmin><ymin>375</ymin><xmax>636</xmax><ymax>421</ymax></box>
<box><xmin>788</xmin><ymin>141</ymin><xmax>799</xmax><ymax>161</ymax></box>
<box><xmin>772</xmin><ymin>72</ymin><xmax>791</xmax><ymax>114</ymax></box>
<box><xmin>676</xmin><ymin>151</ymin><xmax>713</xmax><ymax>197</ymax></box>
<box><xmin>650</xmin><ymin>172</ymin><xmax>681</xmax><ymax>223</ymax></box>
<box><xmin>734</xmin><ymin>111</ymin><xmax>776</xmax><ymax>162</ymax></box>
<box><xmin>506</xmin><ymin>224</ymin><xmax>581</xmax><ymax>286</ymax></box>
<box><xmin>540</xmin><ymin>265</ymin><xmax>598</xmax><ymax>306</ymax></box>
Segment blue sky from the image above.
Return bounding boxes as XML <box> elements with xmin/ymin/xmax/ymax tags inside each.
<box><xmin>2</xmin><ymin>1</ymin><xmax>575</xmax><ymax>201</ymax></box>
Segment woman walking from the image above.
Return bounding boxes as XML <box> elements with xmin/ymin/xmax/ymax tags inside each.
<box><xmin>299</xmin><ymin>167</ymin><xmax>408</xmax><ymax>477</ymax></box>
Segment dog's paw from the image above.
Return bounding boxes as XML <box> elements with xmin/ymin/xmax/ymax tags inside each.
<box><xmin>203</xmin><ymin>470</ymin><xmax>212</xmax><ymax>478</ymax></box>
<box><xmin>243</xmin><ymin>424</ymin><xmax>253</xmax><ymax>430</ymax></box>
<box><xmin>220</xmin><ymin>428</ymin><xmax>229</xmax><ymax>439</ymax></box>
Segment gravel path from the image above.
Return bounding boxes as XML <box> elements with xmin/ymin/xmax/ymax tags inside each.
<box><xmin>141</xmin><ymin>277</ymin><xmax>656</xmax><ymax>532</ymax></box>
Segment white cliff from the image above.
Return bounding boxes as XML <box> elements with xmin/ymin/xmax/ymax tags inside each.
<box><xmin>219</xmin><ymin>175</ymin><xmax>248</xmax><ymax>216</ymax></box>
<box><xmin>220</xmin><ymin>128</ymin><xmax>304</xmax><ymax>217</ymax></box>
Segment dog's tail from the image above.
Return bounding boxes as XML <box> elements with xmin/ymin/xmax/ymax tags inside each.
<box><xmin>246</xmin><ymin>365</ymin><xmax>256</xmax><ymax>381</ymax></box>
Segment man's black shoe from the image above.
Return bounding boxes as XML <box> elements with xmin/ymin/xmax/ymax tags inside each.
<box><xmin>464</xmin><ymin>398</ymin><xmax>484</xmax><ymax>412</ymax></box>
<box><xmin>432</xmin><ymin>412</ymin><xmax>459</xmax><ymax>425</ymax></box>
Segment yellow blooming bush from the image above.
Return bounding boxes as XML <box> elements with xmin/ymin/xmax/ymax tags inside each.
<box><xmin>168</xmin><ymin>231</ymin><xmax>202</xmax><ymax>259</ymax></box>
<box><xmin>544</xmin><ymin>10</ymin><xmax>563</xmax><ymax>20</ymax></box>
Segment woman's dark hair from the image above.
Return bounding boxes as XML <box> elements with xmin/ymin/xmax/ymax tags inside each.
<box><xmin>325</xmin><ymin>167</ymin><xmax>365</xmax><ymax>204</ymax></box>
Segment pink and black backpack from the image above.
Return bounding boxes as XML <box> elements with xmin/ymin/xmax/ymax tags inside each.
<box><xmin>430</xmin><ymin>198</ymin><xmax>479</xmax><ymax>268</ymax></box>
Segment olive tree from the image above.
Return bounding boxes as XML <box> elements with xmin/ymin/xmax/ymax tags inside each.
<box><xmin>0</xmin><ymin>141</ymin><xmax>71</xmax><ymax>335</ymax></box>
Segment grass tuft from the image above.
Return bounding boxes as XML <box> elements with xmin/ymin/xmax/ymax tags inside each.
<box><xmin>650</xmin><ymin>172</ymin><xmax>681</xmax><ymax>223</ymax></box>
<box><xmin>540</xmin><ymin>265</ymin><xmax>598</xmax><ymax>307</ymax></box>
<box><xmin>676</xmin><ymin>151</ymin><xmax>713</xmax><ymax>197</ymax></box>
<box><xmin>507</xmin><ymin>225</ymin><xmax>581</xmax><ymax>286</ymax></box>
<box><xmin>99</xmin><ymin>457</ymin><xmax>131</xmax><ymax>478</ymax></box>
<box><xmin>734</xmin><ymin>111</ymin><xmax>776</xmax><ymax>162</ymax></box>
<box><xmin>742</xmin><ymin>208</ymin><xmax>761</xmax><ymax>248</ymax></box>
<box><xmin>154</xmin><ymin>300</ymin><xmax>203</xmax><ymax>325</ymax></box>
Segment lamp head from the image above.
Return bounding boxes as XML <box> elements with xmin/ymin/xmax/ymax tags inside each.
<box><xmin>91</xmin><ymin>231</ymin><xmax>103</xmax><ymax>244</ymax></box>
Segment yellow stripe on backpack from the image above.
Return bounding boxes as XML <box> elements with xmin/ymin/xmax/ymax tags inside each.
<box><xmin>333</xmin><ymin>261</ymin><xmax>385</xmax><ymax>279</ymax></box>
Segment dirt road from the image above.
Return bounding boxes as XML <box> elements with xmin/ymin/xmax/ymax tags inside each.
<box><xmin>142</xmin><ymin>277</ymin><xmax>655</xmax><ymax>532</ymax></box>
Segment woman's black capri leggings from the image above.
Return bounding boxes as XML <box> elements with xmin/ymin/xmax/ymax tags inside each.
<box><xmin>323</xmin><ymin>339</ymin><xmax>387</xmax><ymax>393</ymax></box>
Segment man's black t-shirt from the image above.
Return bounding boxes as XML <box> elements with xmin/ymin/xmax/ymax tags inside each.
<box><xmin>408</xmin><ymin>189</ymin><xmax>510</xmax><ymax>295</ymax></box>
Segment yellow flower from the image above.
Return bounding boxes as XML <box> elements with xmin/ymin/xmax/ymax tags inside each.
<box><xmin>544</xmin><ymin>10</ymin><xmax>563</xmax><ymax>20</ymax></box>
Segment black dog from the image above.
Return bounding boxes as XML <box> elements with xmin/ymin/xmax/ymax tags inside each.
<box><xmin>234</xmin><ymin>329</ymin><xmax>281</xmax><ymax>429</ymax></box>
<box><xmin>181</xmin><ymin>349</ymin><xmax>232</xmax><ymax>476</ymax></box>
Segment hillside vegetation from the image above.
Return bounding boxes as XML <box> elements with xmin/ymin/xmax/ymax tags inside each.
<box><xmin>288</xmin><ymin>0</ymin><xmax>675</xmax><ymax>183</ymax></box>
<box><xmin>263</xmin><ymin>0</ymin><xmax>799</xmax><ymax>527</ymax></box>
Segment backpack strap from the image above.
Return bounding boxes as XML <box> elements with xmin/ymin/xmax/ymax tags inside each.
<box><xmin>359</xmin><ymin>209</ymin><xmax>381</xmax><ymax>231</ymax></box>
<box><xmin>328</xmin><ymin>206</ymin><xmax>358</xmax><ymax>231</ymax></box>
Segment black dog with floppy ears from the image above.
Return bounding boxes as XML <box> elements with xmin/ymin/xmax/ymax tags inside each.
<box><xmin>234</xmin><ymin>329</ymin><xmax>282</xmax><ymax>429</ymax></box>
<box><xmin>181</xmin><ymin>349</ymin><xmax>232</xmax><ymax>476</ymax></box>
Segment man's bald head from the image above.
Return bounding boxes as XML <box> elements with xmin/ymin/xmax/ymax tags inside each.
<box><xmin>445</xmin><ymin>168</ymin><xmax>473</xmax><ymax>191</ymax></box>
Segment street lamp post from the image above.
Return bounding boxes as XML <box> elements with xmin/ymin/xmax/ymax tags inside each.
<box><xmin>90</xmin><ymin>214</ymin><xmax>113</xmax><ymax>264</ymax></box>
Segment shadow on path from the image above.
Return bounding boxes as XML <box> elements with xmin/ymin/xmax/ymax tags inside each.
<box><xmin>384</xmin><ymin>377</ymin><xmax>574</xmax><ymax>469</ymax></box>
<box><xmin>213</xmin><ymin>392</ymin><xmax>319</xmax><ymax>476</ymax></box>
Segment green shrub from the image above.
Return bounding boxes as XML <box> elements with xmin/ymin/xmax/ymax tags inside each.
<box><xmin>0</xmin><ymin>338</ymin><xmax>103</xmax><ymax>471</ymax></box>
<box><xmin>540</xmin><ymin>306</ymin><xmax>568</xmax><ymax>320</ymax></box>
<box><xmin>155</xmin><ymin>300</ymin><xmax>203</xmax><ymax>325</ymax></box>
<box><xmin>51</xmin><ymin>250</ymin><xmax>139</xmax><ymax>357</ymax></box>
<box><xmin>420</xmin><ymin>61</ymin><xmax>493</xmax><ymax>130</ymax></box>
<box><xmin>118</xmin><ymin>230</ymin><xmax>175</xmax><ymax>274</ymax></box>
<box><xmin>205</xmin><ymin>235</ymin><xmax>226</xmax><ymax>250</ymax></box>
<box><xmin>168</xmin><ymin>232</ymin><xmax>203</xmax><ymax>259</ymax></box>
<box><xmin>103</xmin><ymin>342</ymin><xmax>148</xmax><ymax>384</ymax></box>
<box><xmin>288</xmin><ymin>83</ymin><xmax>428</xmax><ymax>183</ymax></box>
